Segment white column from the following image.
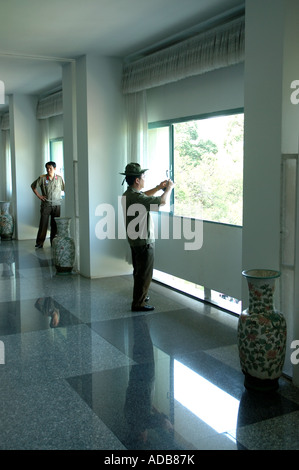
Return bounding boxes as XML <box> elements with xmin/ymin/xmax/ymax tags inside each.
<box><xmin>75</xmin><ymin>54</ymin><xmax>130</xmax><ymax>278</ymax></box>
<box><xmin>283</xmin><ymin>2</ymin><xmax>299</xmax><ymax>386</ymax></box>
<box><xmin>243</xmin><ymin>0</ymin><xmax>299</xmax><ymax>384</ymax></box>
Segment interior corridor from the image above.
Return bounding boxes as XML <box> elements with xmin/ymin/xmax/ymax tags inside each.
<box><xmin>0</xmin><ymin>239</ymin><xmax>299</xmax><ymax>450</ymax></box>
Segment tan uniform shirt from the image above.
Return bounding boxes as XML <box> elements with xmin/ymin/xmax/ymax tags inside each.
<box><xmin>32</xmin><ymin>174</ymin><xmax>65</xmax><ymax>206</ymax></box>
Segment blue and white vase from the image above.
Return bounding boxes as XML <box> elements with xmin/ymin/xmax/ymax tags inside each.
<box><xmin>52</xmin><ymin>217</ymin><xmax>75</xmax><ymax>274</ymax></box>
<box><xmin>0</xmin><ymin>201</ymin><xmax>14</xmax><ymax>240</ymax></box>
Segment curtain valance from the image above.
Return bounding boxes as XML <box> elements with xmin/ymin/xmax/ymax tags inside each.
<box><xmin>122</xmin><ymin>15</ymin><xmax>245</xmax><ymax>94</ymax></box>
<box><xmin>36</xmin><ymin>91</ymin><xmax>63</xmax><ymax>119</ymax></box>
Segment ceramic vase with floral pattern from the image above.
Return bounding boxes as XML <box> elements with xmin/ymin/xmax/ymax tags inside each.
<box><xmin>237</xmin><ymin>269</ymin><xmax>287</xmax><ymax>392</ymax></box>
<box><xmin>52</xmin><ymin>217</ymin><xmax>75</xmax><ymax>274</ymax></box>
<box><xmin>0</xmin><ymin>201</ymin><xmax>14</xmax><ymax>240</ymax></box>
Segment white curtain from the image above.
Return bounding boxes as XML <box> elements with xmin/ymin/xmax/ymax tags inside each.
<box><xmin>122</xmin><ymin>91</ymin><xmax>148</xmax><ymax>265</ymax></box>
<box><xmin>1</xmin><ymin>113</ymin><xmax>12</xmax><ymax>200</ymax></box>
<box><xmin>3</xmin><ymin>131</ymin><xmax>12</xmax><ymax>200</ymax></box>
<box><xmin>36</xmin><ymin>91</ymin><xmax>63</xmax><ymax>119</ymax></box>
<box><xmin>124</xmin><ymin>90</ymin><xmax>148</xmax><ymax>167</ymax></box>
<box><xmin>39</xmin><ymin>119</ymin><xmax>50</xmax><ymax>165</ymax></box>
<box><xmin>122</xmin><ymin>16</ymin><xmax>245</xmax><ymax>94</ymax></box>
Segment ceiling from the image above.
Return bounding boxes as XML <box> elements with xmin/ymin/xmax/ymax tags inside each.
<box><xmin>0</xmin><ymin>0</ymin><xmax>245</xmax><ymax>109</ymax></box>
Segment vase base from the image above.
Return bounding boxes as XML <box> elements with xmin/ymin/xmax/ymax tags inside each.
<box><xmin>1</xmin><ymin>235</ymin><xmax>13</xmax><ymax>241</ymax></box>
<box><xmin>55</xmin><ymin>266</ymin><xmax>73</xmax><ymax>275</ymax></box>
<box><xmin>244</xmin><ymin>373</ymin><xmax>279</xmax><ymax>393</ymax></box>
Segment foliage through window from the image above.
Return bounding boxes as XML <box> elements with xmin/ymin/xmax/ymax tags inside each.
<box><xmin>148</xmin><ymin>111</ymin><xmax>244</xmax><ymax>225</ymax></box>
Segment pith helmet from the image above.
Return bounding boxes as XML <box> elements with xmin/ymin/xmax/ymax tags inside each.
<box><xmin>120</xmin><ymin>162</ymin><xmax>148</xmax><ymax>176</ymax></box>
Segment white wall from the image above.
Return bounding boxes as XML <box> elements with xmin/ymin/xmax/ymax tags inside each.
<box><xmin>146</xmin><ymin>64</ymin><xmax>244</xmax><ymax>300</ymax></box>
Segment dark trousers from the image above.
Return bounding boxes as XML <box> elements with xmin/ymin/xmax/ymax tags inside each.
<box><xmin>36</xmin><ymin>205</ymin><xmax>60</xmax><ymax>246</ymax></box>
<box><xmin>131</xmin><ymin>243</ymin><xmax>154</xmax><ymax>308</ymax></box>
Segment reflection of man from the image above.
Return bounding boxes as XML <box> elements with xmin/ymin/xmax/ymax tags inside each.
<box><xmin>31</xmin><ymin>161</ymin><xmax>65</xmax><ymax>248</ymax></box>
<box><xmin>34</xmin><ymin>297</ymin><xmax>60</xmax><ymax>328</ymax></box>
<box><xmin>124</xmin><ymin>316</ymin><xmax>173</xmax><ymax>447</ymax></box>
<box><xmin>121</xmin><ymin>162</ymin><xmax>174</xmax><ymax>312</ymax></box>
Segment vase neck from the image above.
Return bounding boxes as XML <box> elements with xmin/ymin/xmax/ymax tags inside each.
<box><xmin>56</xmin><ymin>219</ymin><xmax>71</xmax><ymax>236</ymax></box>
<box><xmin>0</xmin><ymin>202</ymin><xmax>10</xmax><ymax>213</ymax></box>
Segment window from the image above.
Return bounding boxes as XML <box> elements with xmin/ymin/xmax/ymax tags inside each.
<box><xmin>146</xmin><ymin>126</ymin><xmax>171</xmax><ymax>212</ymax></box>
<box><xmin>148</xmin><ymin>110</ymin><xmax>244</xmax><ymax>226</ymax></box>
<box><xmin>49</xmin><ymin>138</ymin><xmax>64</xmax><ymax>180</ymax></box>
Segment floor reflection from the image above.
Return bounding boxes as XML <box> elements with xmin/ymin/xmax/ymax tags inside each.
<box><xmin>0</xmin><ymin>297</ymin><xmax>80</xmax><ymax>335</ymax></box>
<box><xmin>68</xmin><ymin>315</ymin><xmax>243</xmax><ymax>450</ymax></box>
<box><xmin>124</xmin><ymin>317</ymin><xmax>175</xmax><ymax>449</ymax></box>
<box><xmin>0</xmin><ymin>241</ymin><xmax>16</xmax><ymax>278</ymax></box>
<box><xmin>1</xmin><ymin>240</ymin><xmax>299</xmax><ymax>450</ymax></box>
<box><xmin>68</xmin><ymin>310</ymin><xmax>299</xmax><ymax>450</ymax></box>
<box><xmin>34</xmin><ymin>297</ymin><xmax>73</xmax><ymax>329</ymax></box>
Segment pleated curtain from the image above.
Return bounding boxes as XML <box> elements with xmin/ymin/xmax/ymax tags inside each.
<box><xmin>36</xmin><ymin>91</ymin><xmax>63</xmax><ymax>119</ymax></box>
<box><xmin>122</xmin><ymin>16</ymin><xmax>245</xmax><ymax>94</ymax></box>
<box><xmin>1</xmin><ymin>113</ymin><xmax>12</xmax><ymax>200</ymax></box>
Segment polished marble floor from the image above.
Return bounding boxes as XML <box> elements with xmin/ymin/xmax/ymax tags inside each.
<box><xmin>0</xmin><ymin>239</ymin><xmax>299</xmax><ymax>450</ymax></box>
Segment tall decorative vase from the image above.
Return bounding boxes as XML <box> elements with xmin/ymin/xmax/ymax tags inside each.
<box><xmin>237</xmin><ymin>269</ymin><xmax>287</xmax><ymax>392</ymax></box>
<box><xmin>0</xmin><ymin>201</ymin><xmax>14</xmax><ymax>240</ymax></box>
<box><xmin>52</xmin><ymin>217</ymin><xmax>75</xmax><ymax>274</ymax></box>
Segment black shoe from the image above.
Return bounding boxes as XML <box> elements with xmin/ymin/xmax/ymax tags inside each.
<box><xmin>131</xmin><ymin>305</ymin><xmax>155</xmax><ymax>312</ymax></box>
<box><xmin>35</xmin><ymin>244</ymin><xmax>43</xmax><ymax>249</ymax></box>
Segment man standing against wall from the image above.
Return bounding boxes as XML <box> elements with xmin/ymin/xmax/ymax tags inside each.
<box><xmin>31</xmin><ymin>161</ymin><xmax>65</xmax><ymax>248</ymax></box>
<box><xmin>121</xmin><ymin>162</ymin><xmax>174</xmax><ymax>312</ymax></box>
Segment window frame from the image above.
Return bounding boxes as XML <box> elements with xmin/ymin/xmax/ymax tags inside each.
<box><xmin>148</xmin><ymin>107</ymin><xmax>244</xmax><ymax>227</ymax></box>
